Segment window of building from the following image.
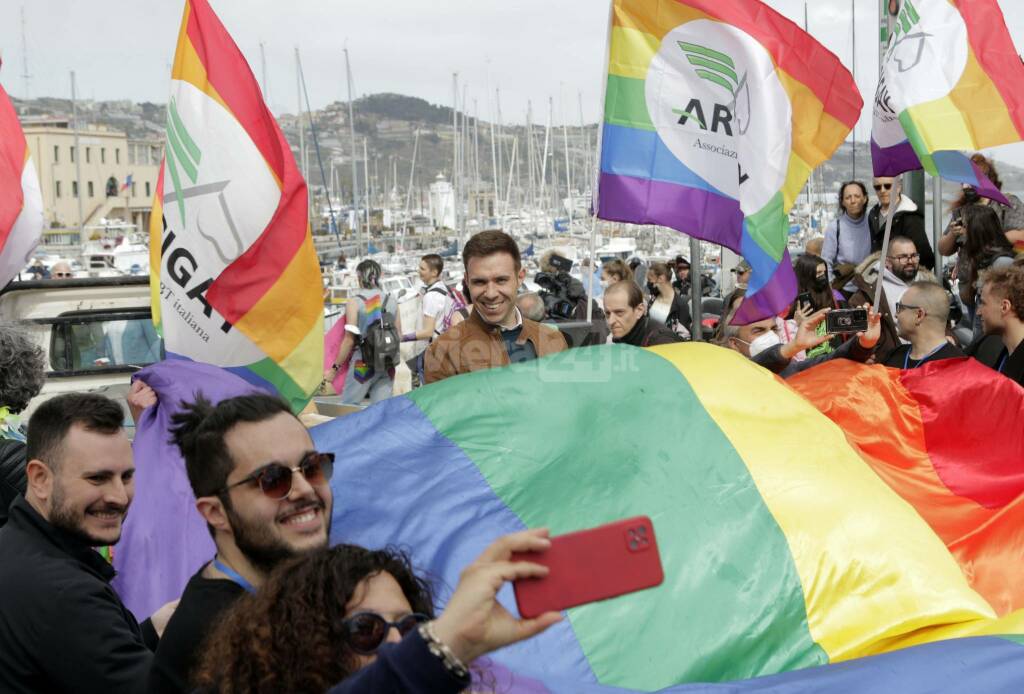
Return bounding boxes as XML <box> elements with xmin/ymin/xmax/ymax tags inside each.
<box><xmin>145</xmin><ymin>181</ymin><xmax>151</xmax><ymax>197</ymax></box>
<box><xmin>101</xmin><ymin>148</ymin><xmax>106</xmax><ymax>164</ymax></box>
<box><xmin>131</xmin><ymin>182</ymin><xmax>137</xmax><ymax>197</ymax></box>
<box><xmin>53</xmin><ymin>145</ymin><xmax>59</xmax><ymax>163</ymax></box>
<box><xmin>70</xmin><ymin>146</ymin><xmax>75</xmax><ymax>163</ymax></box>
<box><xmin>72</xmin><ymin>181</ymin><xmax>77</xmax><ymax>197</ymax></box>
<box><xmin>115</xmin><ymin>148</ymin><xmax>120</xmax><ymax>164</ymax></box>
<box><xmin>56</xmin><ymin>181</ymin><xmax>62</xmax><ymax>198</ymax></box>
<box><xmin>87</xmin><ymin>181</ymin><xmax>94</xmax><ymax>197</ymax></box>
<box><xmin>86</xmin><ymin>147</ymin><xmax>91</xmax><ymax>164</ymax></box>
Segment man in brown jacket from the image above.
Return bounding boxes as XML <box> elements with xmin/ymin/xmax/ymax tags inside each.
<box><xmin>423</xmin><ymin>230</ymin><xmax>567</xmax><ymax>384</ymax></box>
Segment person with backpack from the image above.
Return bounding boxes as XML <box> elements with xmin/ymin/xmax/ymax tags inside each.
<box><xmin>401</xmin><ymin>254</ymin><xmax>467</xmax><ymax>387</ymax></box>
<box><xmin>327</xmin><ymin>260</ymin><xmax>403</xmax><ymax>405</ymax></box>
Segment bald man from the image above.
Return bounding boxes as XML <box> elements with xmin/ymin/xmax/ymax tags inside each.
<box><xmin>883</xmin><ymin>281</ymin><xmax>964</xmax><ymax>368</ymax></box>
<box><xmin>49</xmin><ymin>261</ymin><xmax>74</xmax><ymax>279</ymax></box>
<box><xmin>804</xmin><ymin>236</ymin><xmax>825</xmax><ymax>258</ymax></box>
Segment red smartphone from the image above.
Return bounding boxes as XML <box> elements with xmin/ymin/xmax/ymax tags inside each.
<box><xmin>511</xmin><ymin>516</ymin><xmax>664</xmax><ymax>618</ymax></box>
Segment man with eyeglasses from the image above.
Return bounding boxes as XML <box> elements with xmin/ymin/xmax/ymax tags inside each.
<box><xmin>883</xmin><ymin>282</ymin><xmax>964</xmax><ymax>368</ymax></box>
<box><xmin>148</xmin><ymin>393</ymin><xmax>334</xmax><ymax>693</ymax></box>
<box><xmin>866</xmin><ymin>177</ymin><xmax>933</xmax><ymax>271</ymax></box>
<box><xmin>49</xmin><ymin>260</ymin><xmax>75</xmax><ymax>280</ymax></box>
<box><xmin>849</xmin><ymin>235</ymin><xmax>938</xmax><ymax>362</ymax></box>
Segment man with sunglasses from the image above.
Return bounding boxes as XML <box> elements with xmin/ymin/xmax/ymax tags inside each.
<box><xmin>867</xmin><ymin>177</ymin><xmax>933</xmax><ymax>271</ymax></box>
<box><xmin>883</xmin><ymin>282</ymin><xmax>964</xmax><ymax>368</ymax></box>
<box><xmin>149</xmin><ymin>393</ymin><xmax>334</xmax><ymax>693</ymax></box>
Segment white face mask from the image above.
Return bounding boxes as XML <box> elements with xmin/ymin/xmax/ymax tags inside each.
<box><xmin>745</xmin><ymin>330</ymin><xmax>782</xmax><ymax>358</ymax></box>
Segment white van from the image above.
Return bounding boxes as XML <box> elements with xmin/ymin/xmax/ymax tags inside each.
<box><xmin>0</xmin><ymin>276</ymin><xmax>161</xmax><ymax>419</ymax></box>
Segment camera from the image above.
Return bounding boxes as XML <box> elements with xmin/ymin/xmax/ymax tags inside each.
<box><xmin>535</xmin><ymin>254</ymin><xmax>586</xmax><ymax>321</ymax></box>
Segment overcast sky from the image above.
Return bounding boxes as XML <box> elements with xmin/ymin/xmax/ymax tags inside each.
<box><xmin>4</xmin><ymin>0</ymin><xmax>1024</xmax><ymax>165</ymax></box>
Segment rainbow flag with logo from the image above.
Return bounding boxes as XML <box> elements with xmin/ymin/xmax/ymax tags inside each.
<box><xmin>597</xmin><ymin>0</ymin><xmax>861</xmax><ymax>324</ymax></box>
<box><xmin>149</xmin><ymin>0</ymin><xmax>322</xmax><ymax>410</ymax></box>
<box><xmin>0</xmin><ymin>80</ymin><xmax>43</xmax><ymax>288</ymax></box>
<box><xmin>871</xmin><ymin>0</ymin><xmax>1023</xmax><ymax>204</ymax></box>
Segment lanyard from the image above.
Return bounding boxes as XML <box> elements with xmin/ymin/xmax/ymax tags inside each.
<box><xmin>997</xmin><ymin>353</ymin><xmax>1009</xmax><ymax>374</ymax></box>
<box><xmin>213</xmin><ymin>558</ymin><xmax>256</xmax><ymax>593</ymax></box>
<box><xmin>903</xmin><ymin>343</ymin><xmax>946</xmax><ymax>370</ymax></box>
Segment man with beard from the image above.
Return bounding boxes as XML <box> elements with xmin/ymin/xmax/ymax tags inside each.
<box><xmin>0</xmin><ymin>393</ymin><xmax>174</xmax><ymax>693</ymax></box>
<box><xmin>148</xmin><ymin>393</ymin><xmax>334</xmax><ymax>693</ymax></box>
<box><xmin>849</xmin><ymin>235</ymin><xmax>935</xmax><ymax>362</ymax></box>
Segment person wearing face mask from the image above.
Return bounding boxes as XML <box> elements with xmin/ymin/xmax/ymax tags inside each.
<box><xmin>723</xmin><ymin>302</ymin><xmax>882</xmax><ymax>378</ymax></box>
<box><xmin>790</xmin><ymin>254</ymin><xmax>848</xmax><ymax>358</ymax></box>
<box><xmin>848</xmin><ymin>235</ymin><xmax>938</xmax><ymax>363</ymax></box>
<box><xmin>883</xmin><ymin>282</ymin><xmax>964</xmax><ymax>368</ymax></box>
<box><xmin>645</xmin><ymin>263</ymin><xmax>691</xmax><ymax>338</ymax></box>
<box><xmin>600</xmin><ymin>259</ymin><xmax>633</xmax><ymax>291</ymax></box>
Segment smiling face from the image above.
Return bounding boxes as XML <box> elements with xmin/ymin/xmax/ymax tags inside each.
<box><xmin>214</xmin><ymin>412</ymin><xmax>333</xmax><ymax>571</ymax></box>
<box><xmin>418</xmin><ymin>260</ymin><xmax>438</xmax><ymax>286</ymax></box>
<box><xmin>465</xmin><ymin>252</ymin><xmax>525</xmax><ymax>327</ymax></box>
<box><xmin>44</xmin><ymin>424</ymin><xmax>135</xmax><ymax>547</ymax></box>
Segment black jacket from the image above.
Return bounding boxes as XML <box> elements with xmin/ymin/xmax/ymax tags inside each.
<box><xmin>0</xmin><ymin>496</ymin><xmax>155</xmax><ymax>693</ymax></box>
<box><xmin>613</xmin><ymin>317</ymin><xmax>683</xmax><ymax>347</ymax></box>
<box><xmin>968</xmin><ymin>335</ymin><xmax>1024</xmax><ymax>387</ymax></box>
<box><xmin>0</xmin><ymin>438</ymin><xmax>26</xmax><ymax>528</ymax></box>
<box><xmin>646</xmin><ymin>292</ymin><xmax>692</xmax><ymax>334</ymax></box>
<box><xmin>868</xmin><ymin>202</ymin><xmax>934</xmax><ymax>271</ymax></box>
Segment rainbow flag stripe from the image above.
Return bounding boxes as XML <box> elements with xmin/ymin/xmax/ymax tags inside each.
<box><xmin>149</xmin><ymin>0</ymin><xmax>322</xmax><ymax>410</ymax></box>
<box><xmin>363</xmin><ymin>294</ymin><xmax>382</xmax><ymax>325</ymax></box>
<box><xmin>871</xmin><ymin>0</ymin><xmax>1024</xmax><ymax>199</ymax></box>
<box><xmin>598</xmin><ymin>0</ymin><xmax>861</xmax><ymax>323</ymax></box>
<box><xmin>311</xmin><ymin>345</ymin><xmax>1024</xmax><ymax>690</ymax></box>
<box><xmin>0</xmin><ymin>82</ymin><xmax>43</xmax><ymax>287</ymax></box>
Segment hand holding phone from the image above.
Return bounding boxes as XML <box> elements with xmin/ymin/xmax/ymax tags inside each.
<box><xmin>512</xmin><ymin>516</ymin><xmax>664</xmax><ymax>618</ymax></box>
<box><xmin>825</xmin><ymin>308</ymin><xmax>868</xmax><ymax>334</ymax></box>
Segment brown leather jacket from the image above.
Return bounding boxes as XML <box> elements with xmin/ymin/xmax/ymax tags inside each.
<box><xmin>423</xmin><ymin>309</ymin><xmax>568</xmax><ymax>384</ymax></box>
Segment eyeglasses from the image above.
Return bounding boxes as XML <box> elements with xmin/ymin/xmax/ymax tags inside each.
<box><xmin>343</xmin><ymin>612</ymin><xmax>429</xmax><ymax>654</ymax></box>
<box><xmin>53</xmin><ymin>272</ymin><xmax>74</xmax><ymax>278</ymax></box>
<box><xmin>887</xmin><ymin>253</ymin><xmax>920</xmax><ymax>263</ymax></box>
<box><xmin>218</xmin><ymin>451</ymin><xmax>335</xmax><ymax>499</ymax></box>
<box><xmin>873</xmin><ymin>183</ymin><xmax>893</xmax><ymax>191</ymax></box>
<box><xmin>895</xmin><ymin>302</ymin><xmax>924</xmax><ymax>314</ymax></box>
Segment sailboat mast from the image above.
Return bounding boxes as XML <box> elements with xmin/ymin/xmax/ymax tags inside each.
<box><xmin>405</xmin><ymin>129</ymin><xmax>419</xmax><ymax>219</ymax></box>
<box><xmin>294</xmin><ymin>48</ymin><xmax>310</xmax><ymax>226</ymax></box>
<box><xmin>496</xmin><ymin>88</ymin><xmax>505</xmax><ymax>212</ymax></box>
<box><xmin>452</xmin><ymin>73</ymin><xmax>460</xmax><ymax>241</ymax></box>
<box><xmin>259</xmin><ymin>42</ymin><xmax>268</xmax><ymax>100</ymax></box>
<box><xmin>562</xmin><ymin>90</ymin><xmax>573</xmax><ymax>229</ymax></box>
<box><xmin>363</xmin><ymin>138</ymin><xmax>371</xmax><ymax>242</ymax></box>
<box><xmin>344</xmin><ymin>48</ymin><xmax>361</xmax><ymax>255</ymax></box>
<box><xmin>526</xmin><ymin>101</ymin><xmax>536</xmax><ymax>211</ymax></box>
<box><xmin>540</xmin><ymin>98</ymin><xmax>552</xmax><ymax>216</ymax></box>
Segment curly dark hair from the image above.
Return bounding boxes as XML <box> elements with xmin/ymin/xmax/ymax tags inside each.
<box><xmin>0</xmin><ymin>324</ymin><xmax>46</xmax><ymax>414</ymax></box>
<box><xmin>193</xmin><ymin>545</ymin><xmax>437</xmax><ymax>694</ymax></box>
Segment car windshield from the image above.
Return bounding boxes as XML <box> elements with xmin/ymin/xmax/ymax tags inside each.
<box><xmin>51</xmin><ymin>316</ymin><xmax>163</xmax><ymax>371</ymax></box>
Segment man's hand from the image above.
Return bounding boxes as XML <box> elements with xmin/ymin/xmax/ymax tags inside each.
<box><xmin>149</xmin><ymin>599</ymin><xmax>179</xmax><ymax>638</ymax></box>
<box><xmin>856</xmin><ymin>304</ymin><xmax>883</xmax><ymax>349</ymax></box>
<box><xmin>126</xmin><ymin>379</ymin><xmax>157</xmax><ymax>424</ymax></box>
<box><xmin>431</xmin><ymin>529</ymin><xmax>562</xmax><ymax>664</ymax></box>
<box><xmin>780</xmin><ymin>308</ymin><xmax>831</xmax><ymax>360</ymax></box>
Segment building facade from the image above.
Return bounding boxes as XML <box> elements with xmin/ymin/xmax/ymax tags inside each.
<box><xmin>21</xmin><ymin>118</ymin><xmax>163</xmax><ymax>238</ymax></box>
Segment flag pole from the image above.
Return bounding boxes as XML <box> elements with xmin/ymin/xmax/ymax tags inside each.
<box><xmin>873</xmin><ymin>175</ymin><xmax>902</xmax><ymax>313</ymax></box>
<box><xmin>690</xmin><ymin>236</ymin><xmax>702</xmax><ymax>341</ymax></box>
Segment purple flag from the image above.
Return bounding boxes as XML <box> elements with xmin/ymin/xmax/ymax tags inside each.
<box><xmin>113</xmin><ymin>360</ymin><xmax>266</xmax><ymax>619</ymax></box>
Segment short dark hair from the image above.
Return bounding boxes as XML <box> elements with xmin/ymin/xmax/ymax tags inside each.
<box><xmin>421</xmin><ymin>254</ymin><xmax>443</xmax><ymax>275</ymax></box>
<box><xmin>26</xmin><ymin>393</ymin><xmax>124</xmax><ymax>470</ymax></box>
<box><xmin>463</xmin><ymin>230</ymin><xmax>521</xmax><ymax>271</ymax></box>
<box><xmin>169</xmin><ymin>393</ymin><xmax>294</xmax><ymax>498</ymax></box>
<box><xmin>887</xmin><ymin>235</ymin><xmax>917</xmax><ymax>253</ymax></box>
<box><xmin>0</xmin><ymin>324</ymin><xmax>46</xmax><ymax>414</ymax></box>
<box><xmin>605</xmin><ymin>280</ymin><xmax>644</xmax><ymax>309</ymax></box>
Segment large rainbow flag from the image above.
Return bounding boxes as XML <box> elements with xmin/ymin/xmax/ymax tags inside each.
<box><xmin>149</xmin><ymin>0</ymin><xmax>322</xmax><ymax>410</ymax></box>
<box><xmin>117</xmin><ymin>346</ymin><xmax>1024</xmax><ymax>690</ymax></box>
<box><xmin>0</xmin><ymin>80</ymin><xmax>43</xmax><ymax>288</ymax></box>
<box><xmin>597</xmin><ymin>0</ymin><xmax>862</xmax><ymax>324</ymax></box>
<box><xmin>871</xmin><ymin>0</ymin><xmax>1024</xmax><ymax>202</ymax></box>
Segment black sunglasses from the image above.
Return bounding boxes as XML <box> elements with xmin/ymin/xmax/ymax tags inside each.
<box><xmin>343</xmin><ymin>612</ymin><xmax>429</xmax><ymax>654</ymax></box>
<box><xmin>873</xmin><ymin>183</ymin><xmax>893</xmax><ymax>191</ymax></box>
<box><xmin>218</xmin><ymin>451</ymin><xmax>335</xmax><ymax>499</ymax></box>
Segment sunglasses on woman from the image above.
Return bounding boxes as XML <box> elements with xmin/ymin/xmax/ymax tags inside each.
<box><xmin>217</xmin><ymin>451</ymin><xmax>335</xmax><ymax>499</ymax></box>
<box><xmin>342</xmin><ymin>612</ymin><xmax>429</xmax><ymax>654</ymax></box>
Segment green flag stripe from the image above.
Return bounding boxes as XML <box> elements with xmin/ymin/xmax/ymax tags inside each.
<box><xmin>678</xmin><ymin>41</ymin><xmax>735</xmax><ymax>68</ymax></box>
<box><xmin>685</xmin><ymin>55</ymin><xmax>739</xmax><ymax>85</ymax></box>
<box><xmin>168</xmin><ymin>99</ymin><xmax>202</xmax><ymax>167</ymax></box>
<box><xmin>695</xmin><ymin>69</ymin><xmax>736</xmax><ymax>95</ymax></box>
<box><xmin>409</xmin><ymin>347</ymin><xmax>826</xmax><ymax>688</ymax></box>
<box><xmin>166</xmin><ymin>124</ymin><xmax>198</xmax><ymax>184</ymax></box>
<box><xmin>604</xmin><ymin>74</ymin><xmax>655</xmax><ymax>132</ymax></box>
<box><xmin>163</xmin><ymin>144</ymin><xmax>188</xmax><ymax>225</ymax></box>
<box><xmin>245</xmin><ymin>357</ymin><xmax>311</xmax><ymax>413</ymax></box>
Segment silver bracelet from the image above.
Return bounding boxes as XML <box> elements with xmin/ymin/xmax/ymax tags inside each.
<box><xmin>419</xmin><ymin>621</ymin><xmax>469</xmax><ymax>678</ymax></box>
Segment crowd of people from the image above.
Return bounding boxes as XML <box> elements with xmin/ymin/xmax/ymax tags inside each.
<box><xmin>3</xmin><ymin>153</ymin><xmax>1024</xmax><ymax>692</ymax></box>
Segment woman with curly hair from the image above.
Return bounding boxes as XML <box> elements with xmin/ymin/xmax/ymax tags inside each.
<box><xmin>1</xmin><ymin>324</ymin><xmax>46</xmax><ymax>528</ymax></box>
